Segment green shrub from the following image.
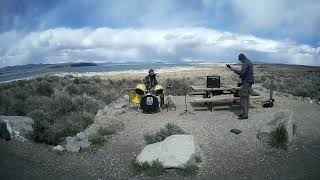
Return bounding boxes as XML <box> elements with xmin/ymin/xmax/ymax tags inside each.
<box><xmin>164</xmin><ymin>78</ymin><xmax>192</xmax><ymax>95</ymax></box>
<box><xmin>50</xmin><ymin>91</ymin><xmax>74</xmax><ymax>116</ymax></box>
<box><xmin>130</xmin><ymin>160</ymin><xmax>166</xmax><ymax>176</ymax></box>
<box><xmin>98</xmin><ymin>122</ymin><xmax>125</xmax><ymax>136</ymax></box>
<box><xmin>293</xmin><ymin>123</ymin><xmax>297</xmax><ymax>135</ymax></box>
<box><xmin>27</xmin><ymin>109</ymin><xmax>56</xmax><ymax>144</ymax></box>
<box><xmin>66</xmin><ymin>84</ymin><xmax>82</xmax><ymax>95</ymax></box>
<box><xmin>175</xmin><ymin>165</ymin><xmax>199</xmax><ymax>176</ymax></box>
<box><xmin>36</xmin><ymin>80</ymin><xmax>53</xmax><ymax>96</ymax></box>
<box><xmin>144</xmin><ymin>123</ymin><xmax>186</xmax><ymax>145</ymax></box>
<box><xmin>0</xmin><ymin>121</ymin><xmax>10</xmax><ymax>141</ymax></box>
<box><xmin>271</xmin><ymin>123</ymin><xmax>289</xmax><ymax>150</ymax></box>
<box><xmin>250</xmin><ymin>89</ymin><xmax>260</xmax><ymax>96</ymax></box>
<box><xmin>89</xmin><ymin>133</ymin><xmax>106</xmax><ymax>145</ymax></box>
<box><xmin>130</xmin><ymin>160</ymin><xmax>199</xmax><ymax>177</ymax></box>
<box><xmin>24</xmin><ymin>96</ymin><xmax>51</xmax><ymax>113</ymax></box>
<box><xmin>72</xmin><ymin>94</ymin><xmax>104</xmax><ymax>114</ymax></box>
<box><xmin>27</xmin><ymin>109</ymin><xmax>53</xmax><ymax>123</ymax></box>
<box><xmin>258</xmin><ymin>68</ymin><xmax>320</xmax><ymax>99</ymax></box>
<box><xmin>57</xmin><ymin>112</ymin><xmax>95</xmax><ymax>137</ymax></box>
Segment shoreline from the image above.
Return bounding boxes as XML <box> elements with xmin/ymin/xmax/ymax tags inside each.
<box><xmin>0</xmin><ymin>64</ymin><xmax>239</xmax><ymax>83</ymax></box>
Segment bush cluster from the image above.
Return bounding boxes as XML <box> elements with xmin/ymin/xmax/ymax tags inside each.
<box><xmin>163</xmin><ymin>78</ymin><xmax>193</xmax><ymax>95</ymax></box>
<box><xmin>0</xmin><ymin>76</ymin><xmax>134</xmax><ymax>145</ymax></box>
<box><xmin>255</xmin><ymin>66</ymin><xmax>320</xmax><ymax>99</ymax></box>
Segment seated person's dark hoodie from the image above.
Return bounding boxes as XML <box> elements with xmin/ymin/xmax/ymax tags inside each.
<box><xmin>144</xmin><ymin>69</ymin><xmax>158</xmax><ymax>90</ymax></box>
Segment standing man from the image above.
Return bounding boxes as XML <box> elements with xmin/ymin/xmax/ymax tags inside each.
<box><xmin>227</xmin><ymin>53</ymin><xmax>254</xmax><ymax>120</ymax></box>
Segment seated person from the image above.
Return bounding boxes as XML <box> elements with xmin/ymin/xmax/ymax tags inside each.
<box><xmin>144</xmin><ymin>69</ymin><xmax>158</xmax><ymax>91</ymax></box>
<box><xmin>143</xmin><ymin>69</ymin><xmax>165</xmax><ymax>107</ymax></box>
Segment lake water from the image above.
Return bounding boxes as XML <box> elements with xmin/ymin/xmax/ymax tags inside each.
<box><xmin>0</xmin><ymin>63</ymin><xmax>224</xmax><ymax>83</ymax></box>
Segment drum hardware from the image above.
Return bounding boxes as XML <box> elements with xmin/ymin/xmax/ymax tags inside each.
<box><xmin>263</xmin><ymin>80</ymin><xmax>275</xmax><ymax>108</ymax></box>
<box><xmin>179</xmin><ymin>87</ymin><xmax>195</xmax><ymax>116</ymax></box>
<box><xmin>163</xmin><ymin>85</ymin><xmax>176</xmax><ymax>112</ymax></box>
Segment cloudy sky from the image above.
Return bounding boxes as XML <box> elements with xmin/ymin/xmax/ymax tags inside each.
<box><xmin>0</xmin><ymin>0</ymin><xmax>319</xmax><ymax>67</ymax></box>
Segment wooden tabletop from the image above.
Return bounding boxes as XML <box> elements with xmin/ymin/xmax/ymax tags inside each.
<box><xmin>191</xmin><ymin>85</ymin><xmax>241</xmax><ymax>91</ymax></box>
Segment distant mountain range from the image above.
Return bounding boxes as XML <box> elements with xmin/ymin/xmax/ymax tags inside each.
<box><xmin>0</xmin><ymin>62</ymin><xmax>97</xmax><ymax>75</ymax></box>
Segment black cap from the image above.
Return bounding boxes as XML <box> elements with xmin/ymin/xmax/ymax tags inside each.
<box><xmin>238</xmin><ymin>53</ymin><xmax>246</xmax><ymax>60</ymax></box>
<box><xmin>149</xmin><ymin>69</ymin><xmax>154</xmax><ymax>73</ymax></box>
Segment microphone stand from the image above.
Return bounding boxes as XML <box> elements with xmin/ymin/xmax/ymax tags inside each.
<box><xmin>179</xmin><ymin>89</ymin><xmax>195</xmax><ymax>116</ymax></box>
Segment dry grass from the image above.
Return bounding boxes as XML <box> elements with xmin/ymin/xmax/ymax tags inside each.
<box><xmin>144</xmin><ymin>123</ymin><xmax>187</xmax><ymax>145</ymax></box>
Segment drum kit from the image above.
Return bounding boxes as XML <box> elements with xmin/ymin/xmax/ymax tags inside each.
<box><xmin>130</xmin><ymin>84</ymin><xmax>165</xmax><ymax>113</ymax></box>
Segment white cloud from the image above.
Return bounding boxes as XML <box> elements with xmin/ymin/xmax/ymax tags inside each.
<box><xmin>0</xmin><ymin>27</ymin><xmax>319</xmax><ymax>67</ymax></box>
<box><xmin>202</xmin><ymin>0</ymin><xmax>320</xmax><ymax>40</ymax></box>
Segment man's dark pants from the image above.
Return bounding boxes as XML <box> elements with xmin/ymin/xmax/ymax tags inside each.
<box><xmin>240</xmin><ymin>83</ymin><xmax>252</xmax><ymax>117</ymax></box>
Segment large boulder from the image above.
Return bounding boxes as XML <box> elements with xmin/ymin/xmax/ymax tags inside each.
<box><xmin>65</xmin><ymin>132</ymin><xmax>91</xmax><ymax>152</ymax></box>
<box><xmin>257</xmin><ymin>110</ymin><xmax>294</xmax><ymax>147</ymax></box>
<box><xmin>136</xmin><ymin>135</ymin><xmax>200</xmax><ymax>169</ymax></box>
<box><xmin>0</xmin><ymin>116</ymin><xmax>33</xmax><ymax>141</ymax></box>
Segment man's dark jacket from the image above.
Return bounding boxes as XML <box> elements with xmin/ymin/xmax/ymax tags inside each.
<box><xmin>144</xmin><ymin>75</ymin><xmax>158</xmax><ymax>89</ymax></box>
<box><xmin>233</xmin><ymin>58</ymin><xmax>254</xmax><ymax>84</ymax></box>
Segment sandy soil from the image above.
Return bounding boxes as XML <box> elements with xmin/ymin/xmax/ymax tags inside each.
<box><xmin>1</xmin><ymin>84</ymin><xmax>320</xmax><ymax>179</ymax></box>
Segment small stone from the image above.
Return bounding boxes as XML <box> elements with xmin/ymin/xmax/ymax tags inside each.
<box><xmin>65</xmin><ymin>137</ymin><xmax>80</xmax><ymax>153</ymax></box>
<box><xmin>53</xmin><ymin>145</ymin><xmax>65</xmax><ymax>152</ymax></box>
<box><xmin>113</xmin><ymin>102</ymin><xmax>127</xmax><ymax>109</ymax></box>
<box><xmin>65</xmin><ymin>132</ymin><xmax>91</xmax><ymax>152</ymax></box>
<box><xmin>123</xmin><ymin>95</ymin><xmax>130</xmax><ymax>101</ymax></box>
<box><xmin>76</xmin><ymin>132</ymin><xmax>86</xmax><ymax>140</ymax></box>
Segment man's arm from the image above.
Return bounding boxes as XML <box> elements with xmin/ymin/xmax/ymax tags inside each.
<box><xmin>232</xmin><ymin>63</ymin><xmax>248</xmax><ymax>77</ymax></box>
<box><xmin>143</xmin><ymin>76</ymin><xmax>150</xmax><ymax>89</ymax></box>
<box><xmin>154</xmin><ymin>77</ymin><xmax>158</xmax><ymax>86</ymax></box>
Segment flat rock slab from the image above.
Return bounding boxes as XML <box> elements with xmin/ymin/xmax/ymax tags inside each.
<box><xmin>0</xmin><ymin>116</ymin><xmax>33</xmax><ymax>141</ymax></box>
<box><xmin>136</xmin><ymin>135</ymin><xmax>200</xmax><ymax>169</ymax></box>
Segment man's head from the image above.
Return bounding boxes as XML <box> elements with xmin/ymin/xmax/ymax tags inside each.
<box><xmin>148</xmin><ymin>69</ymin><xmax>155</xmax><ymax>76</ymax></box>
<box><xmin>238</xmin><ymin>53</ymin><xmax>247</xmax><ymax>62</ymax></box>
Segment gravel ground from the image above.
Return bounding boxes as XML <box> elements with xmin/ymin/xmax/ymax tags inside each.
<box><xmin>1</xmin><ymin>88</ymin><xmax>320</xmax><ymax>180</ymax></box>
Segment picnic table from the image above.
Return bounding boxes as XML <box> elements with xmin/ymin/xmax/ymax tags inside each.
<box><xmin>189</xmin><ymin>85</ymin><xmax>261</xmax><ymax>111</ymax></box>
<box><xmin>190</xmin><ymin>85</ymin><xmax>241</xmax><ymax>97</ymax></box>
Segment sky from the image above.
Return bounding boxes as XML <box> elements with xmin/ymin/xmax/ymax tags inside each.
<box><xmin>0</xmin><ymin>0</ymin><xmax>319</xmax><ymax>67</ymax></box>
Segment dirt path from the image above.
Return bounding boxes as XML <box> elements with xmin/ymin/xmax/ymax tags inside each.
<box><xmin>1</xmin><ymin>91</ymin><xmax>320</xmax><ymax>180</ymax></box>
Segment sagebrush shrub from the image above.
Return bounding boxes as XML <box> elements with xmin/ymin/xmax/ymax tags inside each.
<box><xmin>144</xmin><ymin>123</ymin><xmax>186</xmax><ymax>145</ymax></box>
<box><xmin>36</xmin><ymin>80</ymin><xmax>53</xmax><ymax>96</ymax></box>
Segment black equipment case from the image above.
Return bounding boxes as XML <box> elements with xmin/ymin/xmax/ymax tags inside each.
<box><xmin>207</xmin><ymin>76</ymin><xmax>221</xmax><ymax>88</ymax></box>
